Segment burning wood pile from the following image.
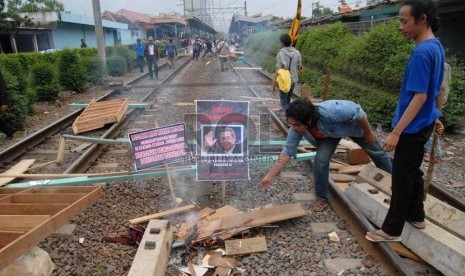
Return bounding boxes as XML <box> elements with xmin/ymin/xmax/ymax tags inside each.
<box><xmin>173</xmin><ymin>203</ymin><xmax>308</xmax><ymax>275</ymax></box>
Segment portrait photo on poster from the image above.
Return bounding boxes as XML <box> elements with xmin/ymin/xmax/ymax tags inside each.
<box><xmin>201</xmin><ymin>124</ymin><xmax>245</xmax><ymax>156</ymax></box>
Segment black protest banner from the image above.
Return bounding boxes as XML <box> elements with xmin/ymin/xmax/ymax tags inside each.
<box><xmin>196</xmin><ymin>100</ymin><xmax>249</xmax><ymax>181</ymax></box>
<box><xmin>129</xmin><ymin>123</ymin><xmax>190</xmax><ymax>171</ymax></box>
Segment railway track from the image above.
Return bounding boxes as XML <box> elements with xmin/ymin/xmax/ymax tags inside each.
<box><xmin>0</xmin><ymin>55</ymin><xmax>462</xmax><ymax>275</ymax></box>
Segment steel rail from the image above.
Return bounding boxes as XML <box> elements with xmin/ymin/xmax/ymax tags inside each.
<box><xmin>0</xmin><ymin>72</ymin><xmax>148</xmax><ymax>167</ymax></box>
<box><xmin>65</xmin><ymin>59</ymin><xmax>191</xmax><ymax>173</ymax></box>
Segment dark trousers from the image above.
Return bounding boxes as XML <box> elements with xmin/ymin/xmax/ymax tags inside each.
<box><xmin>382</xmin><ymin>123</ymin><xmax>434</xmax><ymax>236</ymax></box>
<box><xmin>147</xmin><ymin>56</ymin><xmax>158</xmax><ymax>79</ymax></box>
<box><xmin>202</xmin><ymin>48</ymin><xmax>214</xmax><ymax>58</ymax></box>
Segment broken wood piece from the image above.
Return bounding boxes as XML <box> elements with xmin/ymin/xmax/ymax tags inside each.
<box><xmin>389</xmin><ymin>243</ymin><xmax>424</xmax><ymax>263</ymax></box>
<box><xmin>210</xmin><ymin>205</ymin><xmax>240</xmax><ymax>218</ymax></box>
<box><xmin>72</xmin><ymin>99</ymin><xmax>128</xmax><ymax>134</ymax></box>
<box><xmin>56</xmin><ymin>136</ymin><xmax>67</xmax><ymax>164</ymax></box>
<box><xmin>329</xmin><ymin>173</ymin><xmax>356</xmax><ymax>182</ymax></box>
<box><xmin>330</xmin><ymin>162</ymin><xmax>346</xmax><ymax>170</ymax></box>
<box><xmin>338</xmin><ymin>165</ymin><xmax>366</xmax><ymax>174</ymax></box>
<box><xmin>346</xmin><ymin>148</ymin><xmax>371</xmax><ymax>165</ymax></box>
<box><xmin>27</xmin><ymin>160</ymin><xmax>56</xmax><ymax>171</ymax></box>
<box><xmin>213</xmin><ymin>267</ymin><xmax>232</xmax><ymax>276</ymax></box>
<box><xmin>197</xmin><ymin>219</ymin><xmax>223</xmax><ymax>240</ymax></box>
<box><xmin>225</xmin><ymin>236</ymin><xmax>267</xmax><ymax>255</ymax></box>
<box><xmin>129</xmin><ymin>204</ymin><xmax>197</xmax><ymax>225</ymax></box>
<box><xmin>207</xmin><ymin>255</ymin><xmax>237</xmax><ymax>269</ymax></box>
<box><xmin>0</xmin><ymin>159</ymin><xmax>35</xmax><ymax>187</ymax></box>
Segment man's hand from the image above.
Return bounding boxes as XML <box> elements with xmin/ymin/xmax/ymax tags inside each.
<box><xmin>203</xmin><ymin>131</ymin><xmax>217</xmax><ymax>150</ymax></box>
<box><xmin>383</xmin><ymin>130</ymin><xmax>400</xmax><ymax>152</ymax></box>
<box><xmin>363</xmin><ymin>131</ymin><xmax>376</xmax><ymax>145</ymax></box>
<box><xmin>260</xmin><ymin>175</ymin><xmax>272</xmax><ymax>189</ymax></box>
<box><xmin>433</xmin><ymin>119</ymin><xmax>444</xmax><ymax>136</ymax></box>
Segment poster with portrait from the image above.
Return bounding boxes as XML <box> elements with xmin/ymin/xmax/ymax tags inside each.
<box><xmin>196</xmin><ymin>100</ymin><xmax>249</xmax><ymax>181</ymax></box>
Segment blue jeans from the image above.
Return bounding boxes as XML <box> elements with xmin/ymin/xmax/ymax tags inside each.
<box><xmin>137</xmin><ymin>56</ymin><xmax>144</xmax><ymax>72</ymax></box>
<box><xmin>313</xmin><ymin>136</ymin><xmax>392</xmax><ymax>200</ymax></box>
<box><xmin>279</xmin><ymin>83</ymin><xmax>295</xmax><ymax>112</ymax></box>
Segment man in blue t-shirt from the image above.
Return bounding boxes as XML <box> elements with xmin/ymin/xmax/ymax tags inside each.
<box><xmin>366</xmin><ymin>0</ymin><xmax>445</xmax><ymax>243</ymax></box>
<box><xmin>134</xmin><ymin>39</ymin><xmax>145</xmax><ymax>73</ymax></box>
<box><xmin>165</xmin><ymin>38</ymin><xmax>177</xmax><ymax>68</ymax></box>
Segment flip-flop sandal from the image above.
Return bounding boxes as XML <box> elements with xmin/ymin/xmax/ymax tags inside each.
<box><xmin>365</xmin><ymin>230</ymin><xmax>401</xmax><ymax>242</ymax></box>
<box><xmin>409</xmin><ymin>221</ymin><xmax>426</xmax><ymax>229</ymax></box>
<box><xmin>313</xmin><ymin>200</ymin><xmax>328</xmax><ymax>212</ymax></box>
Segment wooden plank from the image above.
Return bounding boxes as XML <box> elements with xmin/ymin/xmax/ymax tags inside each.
<box><xmin>195</xmin><ymin>207</ymin><xmax>216</xmax><ymax>221</ymax></box>
<box><xmin>0</xmin><ymin>187</ymin><xmax>101</xmax><ymax>271</ymax></box>
<box><xmin>0</xmin><ymin>231</ymin><xmax>23</xmax><ymax>248</ymax></box>
<box><xmin>329</xmin><ymin>173</ymin><xmax>356</xmax><ymax>182</ymax></box>
<box><xmin>209</xmin><ymin>205</ymin><xmax>240</xmax><ymax>220</ymax></box>
<box><xmin>220</xmin><ymin>203</ymin><xmax>308</xmax><ymax>230</ymax></box>
<box><xmin>0</xmin><ymin>215</ymin><xmax>50</xmax><ymax>231</ymax></box>
<box><xmin>225</xmin><ymin>236</ymin><xmax>267</xmax><ymax>255</ymax></box>
<box><xmin>389</xmin><ymin>243</ymin><xmax>424</xmax><ymax>262</ymax></box>
<box><xmin>0</xmin><ymin>203</ymin><xmax>69</xmax><ymax>215</ymax></box>
<box><xmin>207</xmin><ymin>255</ymin><xmax>237</xmax><ymax>269</ymax></box>
<box><xmin>338</xmin><ymin>139</ymin><xmax>361</xmax><ymax>150</ymax></box>
<box><xmin>130</xmin><ymin>204</ymin><xmax>197</xmax><ymax>225</ymax></box>
<box><xmin>0</xmin><ymin>160</ymin><xmax>35</xmax><ymax>187</ymax></box>
<box><xmin>7</xmin><ymin>193</ymin><xmax>86</xmax><ymax>204</ymax></box>
<box><xmin>338</xmin><ymin>165</ymin><xmax>366</xmax><ymax>174</ymax></box>
<box><xmin>346</xmin><ymin>148</ymin><xmax>371</xmax><ymax>165</ymax></box>
<box><xmin>197</xmin><ymin>219</ymin><xmax>223</xmax><ymax>240</ymax></box>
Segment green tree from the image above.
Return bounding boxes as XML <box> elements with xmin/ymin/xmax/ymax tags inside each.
<box><xmin>313</xmin><ymin>2</ymin><xmax>333</xmax><ymax>17</ymax></box>
<box><xmin>7</xmin><ymin>0</ymin><xmax>64</xmax><ymax>13</ymax></box>
<box><xmin>0</xmin><ymin>0</ymin><xmax>32</xmax><ymax>51</ymax></box>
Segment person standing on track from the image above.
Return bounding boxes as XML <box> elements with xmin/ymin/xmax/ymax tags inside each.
<box><xmin>366</xmin><ymin>0</ymin><xmax>445</xmax><ymax>243</ymax></box>
<box><xmin>260</xmin><ymin>98</ymin><xmax>392</xmax><ymax>212</ymax></box>
<box><xmin>217</xmin><ymin>38</ymin><xmax>230</xmax><ymax>72</ymax></box>
<box><xmin>134</xmin><ymin>38</ymin><xmax>145</xmax><ymax>73</ymax></box>
<box><xmin>272</xmin><ymin>34</ymin><xmax>302</xmax><ymax>112</ymax></box>
<box><xmin>144</xmin><ymin>36</ymin><xmax>159</xmax><ymax>80</ymax></box>
<box><xmin>165</xmin><ymin>38</ymin><xmax>177</xmax><ymax>68</ymax></box>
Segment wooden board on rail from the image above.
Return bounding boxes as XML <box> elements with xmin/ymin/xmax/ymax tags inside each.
<box><xmin>72</xmin><ymin>99</ymin><xmax>128</xmax><ymax>134</ymax></box>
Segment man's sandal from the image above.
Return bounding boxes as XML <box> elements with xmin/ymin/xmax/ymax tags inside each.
<box><xmin>408</xmin><ymin>221</ymin><xmax>426</xmax><ymax>229</ymax></box>
<box><xmin>313</xmin><ymin>200</ymin><xmax>328</xmax><ymax>212</ymax></box>
<box><xmin>366</xmin><ymin>230</ymin><xmax>401</xmax><ymax>242</ymax></box>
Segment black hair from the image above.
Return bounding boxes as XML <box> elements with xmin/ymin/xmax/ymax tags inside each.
<box><xmin>279</xmin><ymin>34</ymin><xmax>292</xmax><ymax>47</ymax></box>
<box><xmin>402</xmin><ymin>0</ymin><xmax>440</xmax><ymax>32</ymax></box>
<box><xmin>285</xmin><ymin>98</ymin><xmax>318</xmax><ymax>126</ymax></box>
<box><xmin>169</xmin><ymin>38</ymin><xmax>173</xmax><ymax>43</ymax></box>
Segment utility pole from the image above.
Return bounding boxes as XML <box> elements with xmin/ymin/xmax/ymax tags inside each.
<box><xmin>92</xmin><ymin>0</ymin><xmax>107</xmax><ymax>71</ymax></box>
<box><xmin>311</xmin><ymin>2</ymin><xmax>314</xmax><ymax>18</ymax></box>
<box><xmin>244</xmin><ymin>1</ymin><xmax>247</xmax><ymax>17</ymax></box>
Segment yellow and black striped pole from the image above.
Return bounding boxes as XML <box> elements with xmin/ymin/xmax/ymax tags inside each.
<box><xmin>289</xmin><ymin>0</ymin><xmax>302</xmax><ymax>47</ymax></box>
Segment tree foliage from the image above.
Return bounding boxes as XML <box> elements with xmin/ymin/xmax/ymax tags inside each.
<box><xmin>6</xmin><ymin>0</ymin><xmax>64</xmax><ymax>13</ymax></box>
<box><xmin>0</xmin><ymin>0</ymin><xmax>31</xmax><ymax>33</ymax></box>
<box><xmin>313</xmin><ymin>2</ymin><xmax>333</xmax><ymax>17</ymax></box>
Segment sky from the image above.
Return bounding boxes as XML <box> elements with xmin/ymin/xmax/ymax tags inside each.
<box><xmin>59</xmin><ymin>0</ymin><xmax>366</xmax><ymax>32</ymax></box>
<box><xmin>60</xmin><ymin>0</ymin><xmax>365</xmax><ymax>18</ymax></box>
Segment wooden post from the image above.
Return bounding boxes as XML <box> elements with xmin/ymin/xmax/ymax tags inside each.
<box><xmin>322</xmin><ymin>68</ymin><xmax>331</xmax><ymax>101</ymax></box>
<box><xmin>56</xmin><ymin>136</ymin><xmax>66</xmax><ymax>165</ymax></box>
<box><xmin>221</xmin><ymin>181</ymin><xmax>226</xmax><ymax>205</ymax></box>
<box><xmin>155</xmin><ymin>121</ymin><xmax>178</xmax><ymax>205</ymax></box>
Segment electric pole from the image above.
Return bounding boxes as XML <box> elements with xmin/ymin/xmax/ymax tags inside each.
<box><xmin>92</xmin><ymin>0</ymin><xmax>107</xmax><ymax>71</ymax></box>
